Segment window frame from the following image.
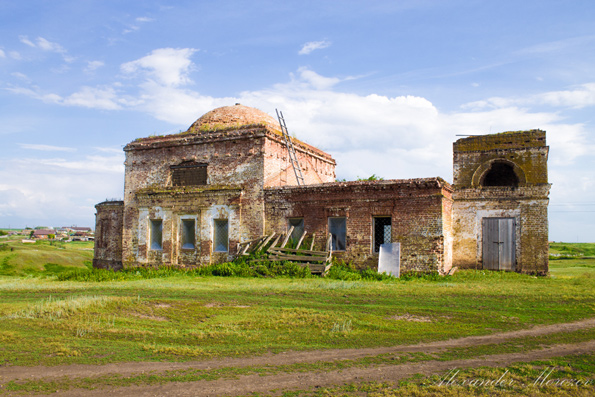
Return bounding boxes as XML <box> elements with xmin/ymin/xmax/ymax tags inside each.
<box><xmin>150</xmin><ymin>219</ymin><xmax>163</xmax><ymax>251</ymax></box>
<box><xmin>287</xmin><ymin>217</ymin><xmax>305</xmax><ymax>245</ymax></box>
<box><xmin>373</xmin><ymin>216</ymin><xmax>392</xmax><ymax>253</ymax></box>
<box><xmin>213</xmin><ymin>219</ymin><xmax>229</xmax><ymax>253</ymax></box>
<box><xmin>328</xmin><ymin>217</ymin><xmax>347</xmax><ymax>252</ymax></box>
<box><xmin>180</xmin><ymin>218</ymin><xmax>196</xmax><ymax>251</ymax></box>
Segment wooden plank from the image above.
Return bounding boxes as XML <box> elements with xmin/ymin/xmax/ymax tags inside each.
<box><xmin>269</xmin><ymin>254</ymin><xmax>327</xmax><ymax>262</ymax></box>
<box><xmin>309</xmin><ymin>233</ymin><xmax>316</xmax><ymax>251</ymax></box>
<box><xmin>295</xmin><ymin>230</ymin><xmax>307</xmax><ymax>250</ymax></box>
<box><xmin>267</xmin><ymin>234</ymin><xmax>282</xmax><ymax>252</ymax></box>
<box><xmin>258</xmin><ymin>232</ymin><xmax>276</xmax><ymax>252</ymax></box>
<box><xmin>281</xmin><ymin>226</ymin><xmax>294</xmax><ymax>248</ymax></box>
<box><xmin>253</xmin><ymin>233</ymin><xmax>272</xmax><ymax>252</ymax></box>
<box><xmin>268</xmin><ymin>247</ymin><xmax>328</xmax><ymax>256</ymax></box>
<box><xmin>240</xmin><ymin>242</ymin><xmax>251</xmax><ymax>255</ymax></box>
<box><xmin>326</xmin><ymin>233</ymin><xmax>332</xmax><ymax>252</ymax></box>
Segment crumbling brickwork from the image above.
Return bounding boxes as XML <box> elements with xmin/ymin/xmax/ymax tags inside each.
<box><xmin>452</xmin><ymin>130</ymin><xmax>550</xmax><ymax>274</ymax></box>
<box><xmin>107</xmin><ymin>104</ymin><xmax>336</xmax><ymax>268</ymax></box>
<box><xmin>264</xmin><ymin>178</ymin><xmax>453</xmax><ymax>274</ymax></box>
<box><xmin>93</xmin><ymin>105</ymin><xmax>549</xmax><ymax>275</ymax></box>
<box><xmin>93</xmin><ymin>201</ymin><xmax>124</xmax><ymax>270</ymax></box>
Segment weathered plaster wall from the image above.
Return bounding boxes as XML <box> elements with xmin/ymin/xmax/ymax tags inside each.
<box><xmin>118</xmin><ymin>124</ymin><xmax>337</xmax><ymax>268</ymax></box>
<box><xmin>264</xmin><ymin>178</ymin><xmax>453</xmax><ymax>274</ymax></box>
<box><xmin>452</xmin><ymin>130</ymin><xmax>550</xmax><ymax>274</ymax></box>
<box><xmin>121</xmin><ymin>127</ymin><xmax>266</xmax><ymax>267</ymax></box>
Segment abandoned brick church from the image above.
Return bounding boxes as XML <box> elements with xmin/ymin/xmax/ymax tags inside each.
<box><xmin>93</xmin><ymin>104</ymin><xmax>550</xmax><ymax>274</ymax></box>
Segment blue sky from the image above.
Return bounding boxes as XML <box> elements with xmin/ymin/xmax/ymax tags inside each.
<box><xmin>1</xmin><ymin>0</ymin><xmax>594</xmax><ymax>241</ymax></box>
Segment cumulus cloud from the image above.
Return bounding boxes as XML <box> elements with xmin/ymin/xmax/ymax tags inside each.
<box><xmin>299</xmin><ymin>40</ymin><xmax>332</xmax><ymax>55</ymax></box>
<box><xmin>121</xmin><ymin>48</ymin><xmax>197</xmax><ymax>87</ymax></box>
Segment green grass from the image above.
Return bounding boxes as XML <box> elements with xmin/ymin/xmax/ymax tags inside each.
<box><xmin>0</xmin><ymin>238</ymin><xmax>93</xmax><ymax>276</ymax></box>
<box><xmin>0</xmin><ymin>258</ymin><xmax>595</xmax><ymax>366</ymax></box>
<box><xmin>0</xmin><ymin>242</ymin><xmax>594</xmax><ymax>394</ymax></box>
<box><xmin>283</xmin><ymin>353</ymin><xmax>595</xmax><ymax>396</ymax></box>
<box><xmin>549</xmin><ymin>242</ymin><xmax>595</xmax><ymax>258</ymax></box>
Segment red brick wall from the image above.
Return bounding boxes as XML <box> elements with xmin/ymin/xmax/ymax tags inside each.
<box><xmin>264</xmin><ymin>178</ymin><xmax>453</xmax><ymax>273</ymax></box>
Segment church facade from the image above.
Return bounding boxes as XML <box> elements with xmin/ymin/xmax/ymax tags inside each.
<box><xmin>93</xmin><ymin>104</ymin><xmax>550</xmax><ymax>274</ymax></box>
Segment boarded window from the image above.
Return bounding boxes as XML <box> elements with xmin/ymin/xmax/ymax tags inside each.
<box><xmin>181</xmin><ymin>219</ymin><xmax>195</xmax><ymax>250</ymax></box>
<box><xmin>482</xmin><ymin>162</ymin><xmax>519</xmax><ymax>187</ymax></box>
<box><xmin>213</xmin><ymin>219</ymin><xmax>229</xmax><ymax>252</ymax></box>
<box><xmin>373</xmin><ymin>217</ymin><xmax>392</xmax><ymax>253</ymax></box>
<box><xmin>150</xmin><ymin>219</ymin><xmax>163</xmax><ymax>250</ymax></box>
<box><xmin>288</xmin><ymin>218</ymin><xmax>304</xmax><ymax>245</ymax></box>
<box><xmin>98</xmin><ymin>219</ymin><xmax>108</xmax><ymax>249</ymax></box>
<box><xmin>328</xmin><ymin>217</ymin><xmax>346</xmax><ymax>251</ymax></box>
<box><xmin>171</xmin><ymin>161</ymin><xmax>207</xmax><ymax>186</ymax></box>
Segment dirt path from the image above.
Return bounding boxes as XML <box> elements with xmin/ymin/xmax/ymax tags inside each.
<box><xmin>2</xmin><ymin>317</ymin><xmax>594</xmax><ymax>382</ymax></box>
<box><xmin>53</xmin><ymin>340</ymin><xmax>595</xmax><ymax>397</ymax></box>
<box><xmin>1</xmin><ymin>318</ymin><xmax>594</xmax><ymax>396</ymax></box>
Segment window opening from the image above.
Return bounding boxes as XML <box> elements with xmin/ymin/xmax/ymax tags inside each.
<box><xmin>181</xmin><ymin>219</ymin><xmax>195</xmax><ymax>250</ymax></box>
<box><xmin>288</xmin><ymin>218</ymin><xmax>304</xmax><ymax>246</ymax></box>
<box><xmin>171</xmin><ymin>161</ymin><xmax>207</xmax><ymax>187</ymax></box>
<box><xmin>373</xmin><ymin>217</ymin><xmax>392</xmax><ymax>253</ymax></box>
<box><xmin>482</xmin><ymin>162</ymin><xmax>519</xmax><ymax>187</ymax></box>
<box><xmin>213</xmin><ymin>219</ymin><xmax>229</xmax><ymax>252</ymax></box>
<box><xmin>328</xmin><ymin>217</ymin><xmax>346</xmax><ymax>251</ymax></box>
<box><xmin>150</xmin><ymin>219</ymin><xmax>163</xmax><ymax>250</ymax></box>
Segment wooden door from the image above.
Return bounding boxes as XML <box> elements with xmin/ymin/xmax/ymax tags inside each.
<box><xmin>482</xmin><ymin>218</ymin><xmax>516</xmax><ymax>271</ymax></box>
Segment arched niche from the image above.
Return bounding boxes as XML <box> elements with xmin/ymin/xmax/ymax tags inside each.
<box><xmin>471</xmin><ymin>159</ymin><xmax>526</xmax><ymax>188</ymax></box>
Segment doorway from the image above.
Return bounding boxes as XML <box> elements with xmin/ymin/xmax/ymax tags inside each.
<box><xmin>482</xmin><ymin>217</ymin><xmax>516</xmax><ymax>271</ymax></box>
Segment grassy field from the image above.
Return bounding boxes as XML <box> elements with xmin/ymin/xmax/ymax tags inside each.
<box><xmin>0</xmin><ymin>239</ymin><xmax>594</xmax><ymax>395</ymax></box>
<box><xmin>0</xmin><ymin>234</ymin><xmax>93</xmax><ymax>276</ymax></box>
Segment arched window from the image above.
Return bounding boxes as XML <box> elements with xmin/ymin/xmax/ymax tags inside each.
<box><xmin>481</xmin><ymin>162</ymin><xmax>519</xmax><ymax>187</ymax></box>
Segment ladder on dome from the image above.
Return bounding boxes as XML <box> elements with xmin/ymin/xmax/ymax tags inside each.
<box><xmin>276</xmin><ymin>109</ymin><xmax>305</xmax><ymax>186</ymax></box>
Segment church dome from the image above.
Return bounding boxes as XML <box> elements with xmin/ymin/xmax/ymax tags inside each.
<box><xmin>187</xmin><ymin>104</ymin><xmax>279</xmax><ymax>132</ymax></box>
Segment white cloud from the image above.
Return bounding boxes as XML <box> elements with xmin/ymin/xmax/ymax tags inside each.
<box><xmin>11</xmin><ymin>72</ymin><xmax>29</xmax><ymax>82</ymax></box>
<box><xmin>0</xmin><ymin>152</ymin><xmax>125</xmax><ymax>225</ymax></box>
<box><xmin>9</xmin><ymin>51</ymin><xmax>22</xmax><ymax>60</ymax></box>
<box><xmin>19</xmin><ymin>144</ymin><xmax>77</xmax><ymax>152</ymax></box>
<box><xmin>17</xmin><ymin>36</ymin><xmax>74</xmax><ymax>62</ymax></box>
<box><xmin>6</xmin><ymin>86</ymin><xmax>63</xmax><ymax>104</ymax></box>
<box><xmin>0</xmin><ymin>49</ymin><xmax>5</xmax><ymax>58</ymax></box>
<box><xmin>85</xmin><ymin>60</ymin><xmax>104</xmax><ymax>72</ymax></box>
<box><xmin>121</xmin><ymin>48</ymin><xmax>197</xmax><ymax>87</ymax></box>
<box><xmin>63</xmin><ymin>86</ymin><xmax>121</xmax><ymax>110</ymax></box>
<box><xmin>36</xmin><ymin>37</ymin><xmax>65</xmax><ymax>53</ymax></box>
<box><xmin>136</xmin><ymin>17</ymin><xmax>154</xmax><ymax>23</ymax></box>
<box><xmin>19</xmin><ymin>35</ymin><xmax>36</xmax><ymax>47</ymax></box>
<box><xmin>7</xmin><ymin>85</ymin><xmax>121</xmax><ymax>110</ymax></box>
<box><xmin>294</xmin><ymin>67</ymin><xmax>341</xmax><ymax>90</ymax></box>
<box><xmin>299</xmin><ymin>40</ymin><xmax>332</xmax><ymax>55</ymax></box>
<box><xmin>464</xmin><ymin>83</ymin><xmax>595</xmax><ymax>110</ymax></box>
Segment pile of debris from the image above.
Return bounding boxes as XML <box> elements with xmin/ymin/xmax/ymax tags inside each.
<box><xmin>236</xmin><ymin>227</ymin><xmax>333</xmax><ymax>275</ymax></box>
